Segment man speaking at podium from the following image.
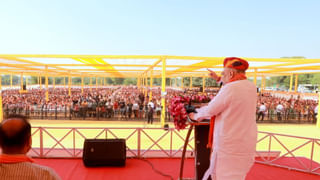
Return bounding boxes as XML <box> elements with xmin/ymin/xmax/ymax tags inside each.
<box><xmin>189</xmin><ymin>57</ymin><xmax>257</xmax><ymax>180</ymax></box>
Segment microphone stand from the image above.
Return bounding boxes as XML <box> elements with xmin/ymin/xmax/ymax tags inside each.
<box><xmin>179</xmin><ymin>116</ymin><xmax>194</xmax><ymax>180</ymax></box>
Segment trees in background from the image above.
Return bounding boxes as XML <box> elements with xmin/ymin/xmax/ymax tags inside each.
<box><xmin>1</xmin><ymin>74</ymin><xmax>319</xmax><ymax>89</ymax></box>
<box><xmin>265</xmin><ymin>74</ymin><xmax>320</xmax><ymax>90</ymax></box>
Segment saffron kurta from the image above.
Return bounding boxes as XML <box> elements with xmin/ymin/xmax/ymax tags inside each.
<box><xmin>194</xmin><ymin>79</ymin><xmax>257</xmax><ymax>180</ymax></box>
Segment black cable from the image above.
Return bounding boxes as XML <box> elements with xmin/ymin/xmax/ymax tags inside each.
<box><xmin>138</xmin><ymin>158</ymin><xmax>174</xmax><ymax>180</ymax></box>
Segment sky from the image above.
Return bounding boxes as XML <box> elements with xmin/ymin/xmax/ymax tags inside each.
<box><xmin>0</xmin><ymin>0</ymin><xmax>319</xmax><ymax>58</ymax></box>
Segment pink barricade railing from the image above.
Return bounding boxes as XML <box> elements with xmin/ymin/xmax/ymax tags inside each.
<box><xmin>30</xmin><ymin>127</ymin><xmax>320</xmax><ymax>176</ymax></box>
<box><xmin>29</xmin><ymin>127</ymin><xmax>195</xmax><ymax>159</ymax></box>
<box><xmin>256</xmin><ymin>131</ymin><xmax>320</xmax><ymax>176</ymax></box>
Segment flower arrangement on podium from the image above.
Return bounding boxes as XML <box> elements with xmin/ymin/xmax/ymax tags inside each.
<box><xmin>169</xmin><ymin>95</ymin><xmax>211</xmax><ymax>130</ymax></box>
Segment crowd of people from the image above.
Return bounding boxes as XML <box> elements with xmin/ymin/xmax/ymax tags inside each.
<box><xmin>2</xmin><ymin>86</ymin><xmax>162</xmax><ymax>123</ymax></box>
<box><xmin>1</xmin><ymin>86</ymin><xmax>319</xmax><ymax>124</ymax></box>
<box><xmin>257</xmin><ymin>92</ymin><xmax>318</xmax><ymax>123</ymax></box>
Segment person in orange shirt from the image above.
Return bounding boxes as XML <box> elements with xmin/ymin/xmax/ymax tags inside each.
<box><xmin>0</xmin><ymin>114</ymin><xmax>61</xmax><ymax>180</ymax></box>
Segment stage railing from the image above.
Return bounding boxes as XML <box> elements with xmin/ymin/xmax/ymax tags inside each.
<box><xmin>29</xmin><ymin>127</ymin><xmax>195</xmax><ymax>159</ymax></box>
<box><xmin>256</xmin><ymin>131</ymin><xmax>320</xmax><ymax>176</ymax></box>
<box><xmin>29</xmin><ymin>127</ymin><xmax>320</xmax><ymax>176</ymax></box>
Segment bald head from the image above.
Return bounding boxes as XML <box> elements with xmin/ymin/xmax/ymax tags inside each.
<box><xmin>0</xmin><ymin>115</ymin><xmax>31</xmax><ymax>154</ymax></box>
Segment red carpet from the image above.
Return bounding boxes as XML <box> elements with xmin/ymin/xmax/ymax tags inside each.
<box><xmin>34</xmin><ymin>158</ymin><xmax>320</xmax><ymax>180</ymax></box>
<box><xmin>34</xmin><ymin>158</ymin><xmax>194</xmax><ymax>180</ymax></box>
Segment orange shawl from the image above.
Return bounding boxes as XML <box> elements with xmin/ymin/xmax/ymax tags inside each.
<box><xmin>0</xmin><ymin>154</ymin><xmax>34</xmax><ymax>163</ymax></box>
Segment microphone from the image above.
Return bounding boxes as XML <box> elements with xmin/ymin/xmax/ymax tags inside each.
<box><xmin>185</xmin><ymin>104</ymin><xmax>197</xmax><ymax>114</ymax></box>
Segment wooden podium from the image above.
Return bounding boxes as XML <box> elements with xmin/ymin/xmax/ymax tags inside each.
<box><xmin>180</xmin><ymin>118</ymin><xmax>211</xmax><ymax>180</ymax></box>
<box><xmin>180</xmin><ymin>103</ymin><xmax>214</xmax><ymax>180</ymax></box>
<box><xmin>194</xmin><ymin>121</ymin><xmax>211</xmax><ymax>180</ymax></box>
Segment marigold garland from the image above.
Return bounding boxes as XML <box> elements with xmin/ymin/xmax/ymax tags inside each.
<box><xmin>169</xmin><ymin>95</ymin><xmax>211</xmax><ymax>130</ymax></box>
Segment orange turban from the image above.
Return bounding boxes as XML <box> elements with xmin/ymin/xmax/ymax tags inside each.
<box><xmin>223</xmin><ymin>57</ymin><xmax>249</xmax><ymax>71</ymax></box>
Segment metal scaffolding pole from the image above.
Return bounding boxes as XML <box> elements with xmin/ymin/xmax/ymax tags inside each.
<box><xmin>89</xmin><ymin>77</ymin><xmax>92</xmax><ymax>91</ymax></box>
<box><xmin>10</xmin><ymin>74</ymin><xmax>12</xmax><ymax>88</ymax></box>
<box><xmin>53</xmin><ymin>76</ymin><xmax>55</xmax><ymax>89</ymax></box>
<box><xmin>150</xmin><ymin>68</ymin><xmax>153</xmax><ymax>100</ymax></box>
<box><xmin>26</xmin><ymin>76</ymin><xmax>28</xmax><ymax>87</ymax></box>
<box><xmin>64</xmin><ymin>76</ymin><xmax>66</xmax><ymax>88</ymax></box>
<box><xmin>137</xmin><ymin>77</ymin><xmax>140</xmax><ymax>88</ymax></box>
<box><xmin>141</xmin><ymin>76</ymin><xmax>144</xmax><ymax>93</ymax></box>
<box><xmin>289</xmin><ymin>74</ymin><xmax>293</xmax><ymax>92</ymax></box>
<box><xmin>96</xmin><ymin>77</ymin><xmax>98</xmax><ymax>90</ymax></box>
<box><xmin>39</xmin><ymin>74</ymin><xmax>42</xmax><ymax>90</ymax></box>
<box><xmin>202</xmin><ymin>76</ymin><xmax>205</xmax><ymax>92</ymax></box>
<box><xmin>175</xmin><ymin>77</ymin><xmax>178</xmax><ymax>87</ymax></box>
<box><xmin>294</xmin><ymin>74</ymin><xmax>298</xmax><ymax>93</ymax></box>
<box><xmin>45</xmin><ymin>66</ymin><xmax>49</xmax><ymax>101</ymax></box>
<box><xmin>81</xmin><ymin>76</ymin><xmax>84</xmax><ymax>94</ymax></box>
<box><xmin>68</xmin><ymin>73</ymin><xmax>71</xmax><ymax>96</ymax></box>
<box><xmin>145</xmin><ymin>75</ymin><xmax>148</xmax><ymax>99</ymax></box>
<box><xmin>181</xmin><ymin>77</ymin><xmax>184</xmax><ymax>89</ymax></box>
<box><xmin>20</xmin><ymin>73</ymin><xmax>23</xmax><ymax>90</ymax></box>
<box><xmin>161</xmin><ymin>57</ymin><xmax>166</xmax><ymax>127</ymax></box>
<box><xmin>260</xmin><ymin>76</ymin><xmax>265</xmax><ymax>93</ymax></box>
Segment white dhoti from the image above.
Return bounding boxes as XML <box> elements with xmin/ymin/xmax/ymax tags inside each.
<box><xmin>202</xmin><ymin>151</ymin><xmax>255</xmax><ymax>180</ymax></box>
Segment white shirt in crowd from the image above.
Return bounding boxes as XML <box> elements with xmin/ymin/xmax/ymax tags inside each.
<box><xmin>132</xmin><ymin>103</ymin><xmax>139</xmax><ymax>110</ymax></box>
<box><xmin>276</xmin><ymin>104</ymin><xmax>284</xmax><ymax>113</ymax></box>
<box><xmin>258</xmin><ymin>104</ymin><xmax>267</xmax><ymax>112</ymax></box>
<box><xmin>147</xmin><ymin>101</ymin><xmax>154</xmax><ymax>109</ymax></box>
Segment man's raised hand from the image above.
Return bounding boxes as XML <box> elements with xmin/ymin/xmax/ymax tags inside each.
<box><xmin>207</xmin><ymin>68</ymin><xmax>219</xmax><ymax>81</ymax></box>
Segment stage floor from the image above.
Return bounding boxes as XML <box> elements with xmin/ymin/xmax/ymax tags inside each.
<box><xmin>34</xmin><ymin>158</ymin><xmax>320</xmax><ymax>180</ymax></box>
<box><xmin>29</xmin><ymin>119</ymin><xmax>320</xmax><ymax>179</ymax></box>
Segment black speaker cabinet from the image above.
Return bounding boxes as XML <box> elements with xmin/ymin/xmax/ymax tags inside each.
<box><xmin>22</xmin><ymin>84</ymin><xmax>26</xmax><ymax>90</ymax></box>
<box><xmin>83</xmin><ymin>139</ymin><xmax>126</xmax><ymax>167</ymax></box>
<box><xmin>163</xmin><ymin>124</ymin><xmax>169</xmax><ymax>130</ymax></box>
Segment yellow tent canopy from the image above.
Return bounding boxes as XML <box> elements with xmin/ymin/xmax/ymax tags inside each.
<box><xmin>0</xmin><ymin>54</ymin><xmax>319</xmax><ymax>78</ymax></box>
<box><xmin>0</xmin><ymin>54</ymin><xmax>319</xmax><ymax>126</ymax></box>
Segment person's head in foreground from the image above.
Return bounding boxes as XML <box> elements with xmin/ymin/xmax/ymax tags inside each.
<box><xmin>221</xmin><ymin>57</ymin><xmax>249</xmax><ymax>84</ymax></box>
<box><xmin>0</xmin><ymin>114</ymin><xmax>31</xmax><ymax>154</ymax></box>
<box><xmin>0</xmin><ymin>114</ymin><xmax>61</xmax><ymax>180</ymax></box>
